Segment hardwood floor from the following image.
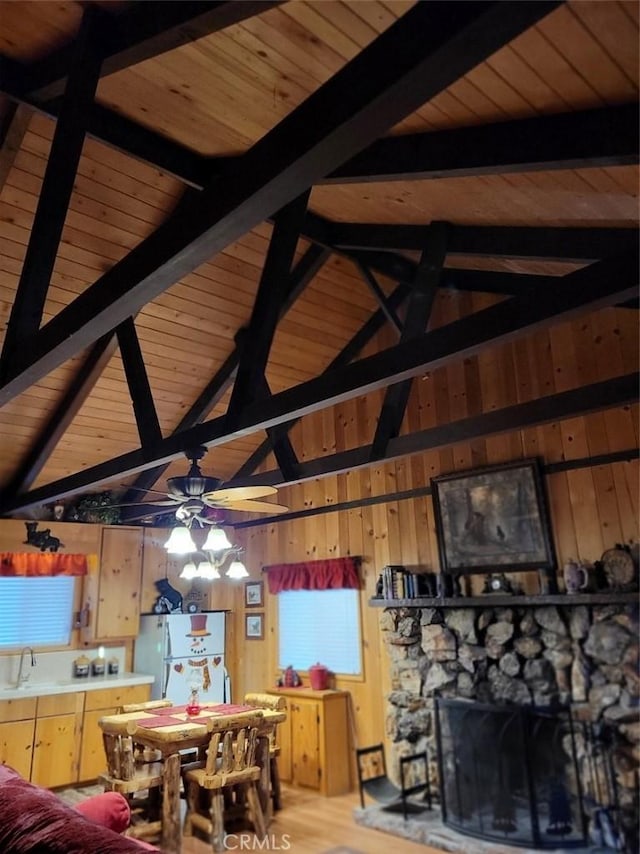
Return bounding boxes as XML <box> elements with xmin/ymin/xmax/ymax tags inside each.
<box><xmin>180</xmin><ymin>784</ymin><xmax>440</xmax><ymax>853</ymax></box>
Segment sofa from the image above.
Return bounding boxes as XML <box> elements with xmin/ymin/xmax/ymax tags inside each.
<box><xmin>0</xmin><ymin>764</ymin><xmax>159</xmax><ymax>853</ymax></box>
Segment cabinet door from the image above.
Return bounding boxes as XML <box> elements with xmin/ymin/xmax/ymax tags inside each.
<box><xmin>96</xmin><ymin>527</ymin><xmax>143</xmax><ymax>639</ymax></box>
<box><xmin>291</xmin><ymin>699</ymin><xmax>320</xmax><ymax>790</ymax></box>
<box><xmin>79</xmin><ymin>707</ymin><xmax>116</xmax><ymax>781</ymax></box>
<box><xmin>0</xmin><ymin>719</ymin><xmax>35</xmax><ymax>779</ymax></box>
<box><xmin>32</xmin><ymin>714</ymin><xmax>79</xmax><ymax>787</ymax></box>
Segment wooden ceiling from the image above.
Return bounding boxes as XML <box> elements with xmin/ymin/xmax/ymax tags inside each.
<box><xmin>0</xmin><ymin>0</ymin><xmax>637</xmax><ymax>521</ymax></box>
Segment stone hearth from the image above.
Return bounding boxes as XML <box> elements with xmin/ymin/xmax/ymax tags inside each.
<box><xmin>354</xmin><ymin>804</ymin><xmax>602</xmax><ymax>854</ymax></box>
<box><xmin>380</xmin><ymin>600</ymin><xmax>639</xmax><ymax>852</ymax></box>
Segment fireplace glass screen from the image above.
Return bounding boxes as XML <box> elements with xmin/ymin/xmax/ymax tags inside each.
<box><xmin>435</xmin><ymin>698</ymin><xmax>586</xmax><ymax>849</ymax></box>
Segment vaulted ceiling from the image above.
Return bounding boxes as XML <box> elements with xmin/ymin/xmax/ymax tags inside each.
<box><xmin>0</xmin><ymin>0</ymin><xmax>637</xmax><ymax>522</ymax></box>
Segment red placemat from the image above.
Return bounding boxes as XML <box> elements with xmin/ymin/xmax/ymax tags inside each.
<box><xmin>136</xmin><ymin>714</ymin><xmax>187</xmax><ymax>728</ymax></box>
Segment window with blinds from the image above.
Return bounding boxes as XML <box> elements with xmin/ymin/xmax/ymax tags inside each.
<box><xmin>0</xmin><ymin>577</ymin><xmax>75</xmax><ymax>648</ymax></box>
<box><xmin>278</xmin><ymin>588</ymin><xmax>362</xmax><ymax>676</ymax></box>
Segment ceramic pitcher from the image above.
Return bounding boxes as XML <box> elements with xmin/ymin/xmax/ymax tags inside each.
<box><xmin>563</xmin><ymin>559</ymin><xmax>588</xmax><ymax>594</ymax></box>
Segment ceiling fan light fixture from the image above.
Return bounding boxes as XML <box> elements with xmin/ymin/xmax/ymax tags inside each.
<box><xmin>197</xmin><ymin>560</ymin><xmax>220</xmax><ymax>580</ymax></box>
<box><xmin>226</xmin><ymin>559</ymin><xmax>249</xmax><ymax>579</ymax></box>
<box><xmin>165</xmin><ymin>525</ymin><xmax>196</xmax><ymax>554</ymax></box>
<box><xmin>202</xmin><ymin>525</ymin><xmax>233</xmax><ymax>552</ymax></box>
<box><xmin>180</xmin><ymin>560</ymin><xmax>198</xmax><ymax>580</ymax></box>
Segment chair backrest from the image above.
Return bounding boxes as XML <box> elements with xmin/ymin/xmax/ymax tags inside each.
<box><xmin>243</xmin><ymin>692</ymin><xmax>286</xmax><ymax>711</ymax></box>
<box><xmin>204</xmin><ymin>712</ymin><xmax>264</xmax><ymax>777</ymax></box>
<box><xmin>119</xmin><ymin>699</ymin><xmax>173</xmax><ymax>713</ymax></box>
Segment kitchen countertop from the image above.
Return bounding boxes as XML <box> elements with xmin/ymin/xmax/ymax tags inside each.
<box><xmin>0</xmin><ymin>672</ymin><xmax>155</xmax><ymax>700</ymax></box>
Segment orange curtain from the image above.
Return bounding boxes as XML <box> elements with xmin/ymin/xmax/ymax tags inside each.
<box><xmin>0</xmin><ymin>552</ymin><xmax>88</xmax><ymax>577</ymax></box>
<box><xmin>264</xmin><ymin>557</ymin><xmax>360</xmax><ymax>593</ymax></box>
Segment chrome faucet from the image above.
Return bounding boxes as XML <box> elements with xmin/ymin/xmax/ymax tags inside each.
<box><xmin>16</xmin><ymin>647</ymin><xmax>36</xmax><ymax>687</ymax></box>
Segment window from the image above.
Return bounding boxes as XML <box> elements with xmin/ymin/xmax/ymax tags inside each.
<box><xmin>278</xmin><ymin>588</ymin><xmax>362</xmax><ymax>676</ymax></box>
<box><xmin>0</xmin><ymin>577</ymin><xmax>75</xmax><ymax>648</ymax></box>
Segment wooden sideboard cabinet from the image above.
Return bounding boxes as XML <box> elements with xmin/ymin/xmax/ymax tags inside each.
<box><xmin>267</xmin><ymin>687</ymin><xmax>351</xmax><ymax>796</ymax></box>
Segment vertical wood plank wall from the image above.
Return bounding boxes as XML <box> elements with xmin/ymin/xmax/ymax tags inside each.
<box><xmin>228</xmin><ymin>301</ymin><xmax>638</xmax><ymax>758</ymax></box>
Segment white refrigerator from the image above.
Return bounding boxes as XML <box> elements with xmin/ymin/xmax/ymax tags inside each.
<box><xmin>134</xmin><ymin>612</ymin><xmax>230</xmax><ymax>704</ymax></box>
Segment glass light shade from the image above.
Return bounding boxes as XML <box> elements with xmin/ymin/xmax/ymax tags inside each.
<box><xmin>202</xmin><ymin>526</ymin><xmax>233</xmax><ymax>552</ymax></box>
<box><xmin>226</xmin><ymin>559</ymin><xmax>249</xmax><ymax>579</ymax></box>
<box><xmin>197</xmin><ymin>560</ymin><xmax>220</xmax><ymax>580</ymax></box>
<box><xmin>165</xmin><ymin>525</ymin><xmax>196</xmax><ymax>554</ymax></box>
<box><xmin>180</xmin><ymin>560</ymin><xmax>197</xmax><ymax>580</ymax></box>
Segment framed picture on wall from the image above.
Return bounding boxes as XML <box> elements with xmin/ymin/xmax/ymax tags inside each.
<box><xmin>245</xmin><ymin>612</ymin><xmax>264</xmax><ymax>640</ymax></box>
<box><xmin>431</xmin><ymin>458</ymin><xmax>555</xmax><ymax>575</ymax></box>
<box><xmin>244</xmin><ymin>580</ymin><xmax>263</xmax><ymax>608</ymax></box>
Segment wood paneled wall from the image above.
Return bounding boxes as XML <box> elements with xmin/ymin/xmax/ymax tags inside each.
<box><xmin>226</xmin><ymin>300</ymin><xmax>638</xmax><ymax>756</ymax></box>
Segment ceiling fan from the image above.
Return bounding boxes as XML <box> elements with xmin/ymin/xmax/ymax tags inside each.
<box><xmin>109</xmin><ymin>447</ymin><xmax>288</xmax><ymax>525</ymax></box>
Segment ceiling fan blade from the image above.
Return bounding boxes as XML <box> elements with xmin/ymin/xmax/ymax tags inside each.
<box><xmin>119</xmin><ymin>484</ymin><xmax>175</xmax><ymax>498</ymax></box>
<box><xmin>202</xmin><ymin>485</ymin><xmax>278</xmax><ymax>503</ymax></box>
<box><xmin>117</xmin><ymin>506</ymin><xmax>178</xmax><ymax>523</ymax></box>
<box><xmin>97</xmin><ymin>499</ymin><xmax>179</xmax><ymax>509</ymax></box>
<box><xmin>211</xmin><ymin>498</ymin><xmax>289</xmax><ymax>514</ymax></box>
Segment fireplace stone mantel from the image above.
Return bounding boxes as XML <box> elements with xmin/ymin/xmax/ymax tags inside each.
<box><xmin>370</xmin><ymin>591</ymin><xmax>638</xmax><ymax>608</ymax></box>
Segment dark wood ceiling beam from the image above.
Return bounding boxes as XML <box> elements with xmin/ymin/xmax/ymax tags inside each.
<box><xmin>255</xmin><ymin>375</ymin><xmax>300</xmax><ymax>482</ymax></box>
<box><xmin>0</xmin><ymin>1</ymin><xmax>560</xmax><ymax>406</ymax></box>
<box><xmin>231</xmin><ymin>373</ymin><xmax>639</xmax><ymax>498</ymax></box>
<box><xmin>370</xmin><ymin>222</ymin><xmax>448</xmax><ymax>461</ymax></box>
<box><xmin>0</xmin><ymin>103</ymin><xmax>31</xmax><ymax>192</ymax></box>
<box><xmin>1</xmin><ymin>249</ymin><xmax>634</xmax><ymax>514</ymax></box>
<box><xmin>116</xmin><ymin>317</ymin><xmax>163</xmax><ymax>450</ymax></box>
<box><xmin>118</xmin><ymin>243</ymin><xmax>330</xmax><ymax>513</ymax></box>
<box><xmin>233</xmin><ymin>278</ymin><xmax>413</xmax><ymax>479</ymax></box>
<box><xmin>327</xmin><ymin>224</ymin><xmax>639</xmax><ymax>261</ymax></box>
<box><xmin>21</xmin><ymin>2</ymin><xmax>283</xmax><ymax>101</ymax></box>
<box><xmin>0</xmin><ymin>333</ymin><xmax>118</xmax><ymax>500</ymax></box>
<box><xmin>0</xmin><ymin>8</ymin><xmax>103</xmax><ymax>381</ymax></box>
<box><xmin>226</xmin><ymin>191</ymin><xmax>310</xmax><ymax>424</ymax></box>
<box><xmin>355</xmin><ymin>261</ymin><xmax>403</xmax><ymax>334</ymax></box>
<box><xmin>327</xmin><ymin>103</ymin><xmax>640</xmax><ymax>183</ymax></box>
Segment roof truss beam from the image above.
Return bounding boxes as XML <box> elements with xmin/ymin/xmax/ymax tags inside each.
<box><xmin>1</xmin><ymin>248</ymin><xmax>635</xmax><ymax>514</ymax></box>
<box><xmin>0</xmin><ymin>0</ymin><xmax>559</xmax><ymax>406</ymax></box>
<box><xmin>327</xmin><ymin>103</ymin><xmax>640</xmax><ymax>183</ymax></box>
<box><xmin>226</xmin><ymin>191</ymin><xmax>311</xmax><ymax>424</ymax></box>
<box><xmin>232</xmin><ymin>373</ymin><xmax>639</xmax><ymax>498</ymax></box>
<box><xmin>116</xmin><ymin>317</ymin><xmax>162</xmax><ymax>450</ymax></box>
<box><xmin>326</xmin><ymin>224</ymin><xmax>639</xmax><ymax>262</ymax></box>
<box><xmin>0</xmin><ymin>7</ymin><xmax>103</xmax><ymax>379</ymax></box>
<box><xmin>0</xmin><ymin>333</ymin><xmax>118</xmax><ymax>500</ymax></box>
<box><xmin>370</xmin><ymin>222</ymin><xmax>448</xmax><ymax>460</ymax></box>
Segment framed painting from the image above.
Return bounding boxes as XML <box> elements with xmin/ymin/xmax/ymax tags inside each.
<box><xmin>245</xmin><ymin>612</ymin><xmax>264</xmax><ymax>640</ymax></box>
<box><xmin>244</xmin><ymin>580</ymin><xmax>264</xmax><ymax>608</ymax></box>
<box><xmin>431</xmin><ymin>459</ymin><xmax>555</xmax><ymax>575</ymax></box>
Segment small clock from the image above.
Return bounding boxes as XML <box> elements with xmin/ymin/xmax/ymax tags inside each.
<box><xmin>483</xmin><ymin>573</ymin><xmax>514</xmax><ymax>595</ymax></box>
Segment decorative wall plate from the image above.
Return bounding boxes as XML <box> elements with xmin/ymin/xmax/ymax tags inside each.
<box><xmin>600</xmin><ymin>546</ymin><xmax>635</xmax><ymax>588</ymax></box>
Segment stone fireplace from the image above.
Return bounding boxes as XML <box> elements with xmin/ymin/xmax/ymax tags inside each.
<box><xmin>374</xmin><ymin>599</ymin><xmax>638</xmax><ymax>852</ymax></box>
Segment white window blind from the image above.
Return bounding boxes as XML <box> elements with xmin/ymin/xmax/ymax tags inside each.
<box><xmin>278</xmin><ymin>588</ymin><xmax>362</xmax><ymax>676</ymax></box>
<box><xmin>0</xmin><ymin>577</ymin><xmax>74</xmax><ymax>648</ymax></box>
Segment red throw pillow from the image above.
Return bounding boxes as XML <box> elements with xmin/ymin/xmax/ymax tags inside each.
<box><xmin>74</xmin><ymin>791</ymin><xmax>131</xmax><ymax>834</ymax></box>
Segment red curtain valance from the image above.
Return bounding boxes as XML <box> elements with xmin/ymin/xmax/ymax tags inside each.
<box><xmin>265</xmin><ymin>557</ymin><xmax>360</xmax><ymax>594</ymax></box>
<box><xmin>0</xmin><ymin>552</ymin><xmax>88</xmax><ymax>577</ymax></box>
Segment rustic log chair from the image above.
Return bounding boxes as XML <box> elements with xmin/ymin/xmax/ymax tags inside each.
<box><xmin>97</xmin><ymin>699</ymin><xmax>174</xmax><ymax>842</ymax></box>
<box><xmin>356</xmin><ymin>743</ymin><xmax>431</xmax><ymax>820</ymax></box>
<box><xmin>243</xmin><ymin>692</ymin><xmax>286</xmax><ymax>811</ymax></box>
<box><xmin>182</xmin><ymin>711</ymin><xmax>266</xmax><ymax>852</ymax></box>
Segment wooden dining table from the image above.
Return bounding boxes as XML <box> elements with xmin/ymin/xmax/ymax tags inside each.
<box><xmin>98</xmin><ymin>703</ymin><xmax>286</xmax><ymax>854</ymax></box>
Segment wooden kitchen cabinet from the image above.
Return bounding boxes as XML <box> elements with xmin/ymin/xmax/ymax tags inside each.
<box><xmin>96</xmin><ymin>526</ymin><xmax>143</xmax><ymax>639</ymax></box>
<box><xmin>267</xmin><ymin>687</ymin><xmax>351</xmax><ymax>796</ymax></box>
<box><xmin>79</xmin><ymin>684</ymin><xmax>150</xmax><ymax>781</ymax></box>
<box><xmin>0</xmin><ymin>697</ymin><xmax>36</xmax><ymax>780</ymax></box>
<box><xmin>31</xmin><ymin>693</ymin><xmax>84</xmax><ymax>788</ymax></box>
